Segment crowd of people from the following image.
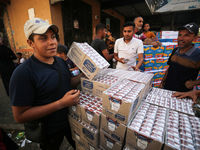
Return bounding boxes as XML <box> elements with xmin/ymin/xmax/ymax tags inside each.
<box><xmin>0</xmin><ymin>16</ymin><xmax>200</xmax><ymax>150</ymax></box>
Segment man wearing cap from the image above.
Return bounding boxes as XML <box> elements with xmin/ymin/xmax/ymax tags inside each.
<box><xmin>159</xmin><ymin>23</ymin><xmax>200</xmax><ymax>92</ymax></box>
<box><xmin>9</xmin><ymin>18</ymin><xmax>83</xmax><ymax>149</ymax></box>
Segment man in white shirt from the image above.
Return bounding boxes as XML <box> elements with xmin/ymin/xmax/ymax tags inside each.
<box><xmin>114</xmin><ymin>21</ymin><xmax>144</xmax><ymax>71</ymax></box>
<box><xmin>16</xmin><ymin>52</ymin><xmax>25</xmax><ymax>64</ymax></box>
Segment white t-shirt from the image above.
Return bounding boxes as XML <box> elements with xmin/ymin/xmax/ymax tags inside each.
<box><xmin>114</xmin><ymin>37</ymin><xmax>144</xmax><ymax>71</ymax></box>
<box><xmin>20</xmin><ymin>58</ymin><xmax>25</xmax><ymax>63</ymax></box>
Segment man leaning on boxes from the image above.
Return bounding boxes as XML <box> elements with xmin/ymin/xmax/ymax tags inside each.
<box><xmin>159</xmin><ymin>22</ymin><xmax>200</xmax><ymax>103</ymax></box>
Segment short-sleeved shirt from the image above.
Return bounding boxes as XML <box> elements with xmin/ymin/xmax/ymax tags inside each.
<box><xmin>9</xmin><ymin>55</ymin><xmax>71</xmax><ymax>134</ymax></box>
<box><xmin>133</xmin><ymin>30</ymin><xmax>147</xmax><ymax>41</ymax></box>
<box><xmin>143</xmin><ymin>31</ymin><xmax>156</xmax><ymax>39</ymax></box>
<box><xmin>91</xmin><ymin>38</ymin><xmax>107</xmax><ymax>60</ymax></box>
<box><xmin>66</xmin><ymin>58</ymin><xmax>74</xmax><ymax>69</ymax></box>
<box><xmin>114</xmin><ymin>37</ymin><xmax>144</xmax><ymax>71</ymax></box>
<box><xmin>0</xmin><ymin>45</ymin><xmax>17</xmax><ymax>72</ymax></box>
<box><xmin>164</xmin><ymin>45</ymin><xmax>200</xmax><ymax>92</ymax></box>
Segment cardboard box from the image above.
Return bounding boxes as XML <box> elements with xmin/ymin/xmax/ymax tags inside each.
<box><xmin>75</xmin><ymin>140</ymin><xmax>86</xmax><ymax>150</ymax></box>
<box><xmin>100</xmin><ymin>113</ymin><xmax>127</xmax><ymax>144</ymax></box>
<box><xmin>68</xmin><ymin>42</ymin><xmax>109</xmax><ymax>80</ymax></box>
<box><xmin>68</xmin><ymin>115</ymin><xmax>99</xmax><ymax>148</ymax></box>
<box><xmin>126</xmin><ymin>129</ymin><xmax>164</xmax><ymax>150</ymax></box>
<box><xmin>163</xmin><ymin>110</ymin><xmax>198</xmax><ymax>150</ymax></box>
<box><xmin>100</xmin><ymin>129</ymin><xmax>123</xmax><ymax>150</ymax></box>
<box><xmin>125</xmin><ymin>102</ymin><xmax>167</xmax><ymax>150</ymax></box>
<box><xmin>74</xmin><ymin>134</ymin><xmax>99</xmax><ymax>150</ymax></box>
<box><xmin>102</xmin><ymin>80</ymin><xmax>145</xmax><ymax>125</ymax></box>
<box><xmin>81</xmin><ymin>104</ymin><xmax>101</xmax><ymax>130</ymax></box>
<box><xmin>69</xmin><ymin>92</ymin><xmax>103</xmax><ymax>122</ymax></box>
<box><xmin>81</xmin><ymin>75</ymin><xmax>120</xmax><ymax>98</ymax></box>
<box><xmin>69</xmin><ymin>105</ymin><xmax>82</xmax><ymax>120</ymax></box>
<box><xmin>104</xmin><ymin>70</ymin><xmax>153</xmax><ymax>99</ymax></box>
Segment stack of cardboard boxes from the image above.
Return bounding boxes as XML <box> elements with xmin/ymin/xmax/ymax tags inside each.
<box><xmin>67</xmin><ymin>42</ymin><xmax>154</xmax><ymax>149</ymax></box>
<box><xmin>67</xmin><ymin>42</ymin><xmax>199</xmax><ymax>150</ymax></box>
<box><xmin>67</xmin><ymin>42</ymin><xmax>110</xmax><ymax>149</ymax></box>
<box><xmin>125</xmin><ymin>88</ymin><xmax>199</xmax><ymax>150</ymax></box>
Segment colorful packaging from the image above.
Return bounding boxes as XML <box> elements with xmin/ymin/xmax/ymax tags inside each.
<box><xmin>154</xmin><ymin>58</ymin><xmax>163</xmax><ymax>70</ymax></box>
<box><xmin>163</xmin><ymin>45</ymin><xmax>174</xmax><ymax>57</ymax></box>
<box><xmin>151</xmin><ymin>46</ymin><xmax>164</xmax><ymax>58</ymax></box>
<box><xmin>172</xmin><ymin>39</ymin><xmax>177</xmax><ymax>43</ymax></box>
<box><xmin>152</xmin><ymin>81</ymin><xmax>161</xmax><ymax>88</ymax></box>
<box><xmin>153</xmin><ymin>72</ymin><xmax>164</xmax><ymax>83</ymax></box>
<box><xmin>144</xmin><ymin>46</ymin><xmax>154</xmax><ymax>59</ymax></box>
<box><xmin>143</xmin><ymin>59</ymin><xmax>154</xmax><ymax>72</ymax></box>
<box><xmin>163</xmin><ymin>58</ymin><xmax>169</xmax><ymax>70</ymax></box>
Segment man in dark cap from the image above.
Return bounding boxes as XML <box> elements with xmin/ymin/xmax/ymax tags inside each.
<box><xmin>159</xmin><ymin>22</ymin><xmax>200</xmax><ymax>93</ymax></box>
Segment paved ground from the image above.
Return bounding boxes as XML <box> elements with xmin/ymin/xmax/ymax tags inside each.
<box><xmin>0</xmin><ymin>79</ymin><xmax>73</xmax><ymax>150</ymax></box>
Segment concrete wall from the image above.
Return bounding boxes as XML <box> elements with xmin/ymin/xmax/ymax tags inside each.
<box><xmin>83</xmin><ymin>0</ymin><xmax>125</xmax><ymax>38</ymax></box>
<box><xmin>4</xmin><ymin>0</ymin><xmax>125</xmax><ymax>58</ymax></box>
<box><xmin>6</xmin><ymin>0</ymin><xmax>52</xmax><ymax>58</ymax></box>
<box><xmin>82</xmin><ymin>0</ymin><xmax>101</xmax><ymax>33</ymax></box>
<box><xmin>102</xmin><ymin>9</ymin><xmax>125</xmax><ymax>38</ymax></box>
<box><xmin>50</xmin><ymin>2</ymin><xmax>64</xmax><ymax>45</ymax></box>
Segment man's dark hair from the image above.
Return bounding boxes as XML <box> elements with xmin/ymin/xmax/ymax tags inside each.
<box><xmin>123</xmin><ymin>21</ymin><xmax>135</xmax><ymax>29</ymax></box>
<box><xmin>57</xmin><ymin>44</ymin><xmax>69</xmax><ymax>55</ymax></box>
<box><xmin>16</xmin><ymin>52</ymin><xmax>22</xmax><ymax>56</ymax></box>
<box><xmin>28</xmin><ymin>28</ymin><xmax>57</xmax><ymax>42</ymax></box>
<box><xmin>96</xmin><ymin>23</ymin><xmax>106</xmax><ymax>33</ymax></box>
<box><xmin>144</xmin><ymin>22</ymin><xmax>150</xmax><ymax>26</ymax></box>
<box><xmin>28</xmin><ymin>34</ymin><xmax>35</xmax><ymax>42</ymax></box>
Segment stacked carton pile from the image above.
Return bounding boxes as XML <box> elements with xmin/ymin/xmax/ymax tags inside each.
<box><xmin>67</xmin><ymin>42</ymin><xmax>199</xmax><ymax>150</ymax></box>
<box><xmin>100</xmin><ymin>79</ymin><xmax>146</xmax><ymax>149</ymax></box>
<box><xmin>125</xmin><ymin>102</ymin><xmax>167</xmax><ymax>150</ymax></box>
<box><xmin>67</xmin><ymin>42</ymin><xmax>110</xmax><ymax>149</ymax></box>
<box><xmin>68</xmin><ymin>92</ymin><xmax>102</xmax><ymax>149</ymax></box>
<box><xmin>67</xmin><ymin>42</ymin><xmax>154</xmax><ymax>149</ymax></box>
<box><xmin>125</xmin><ymin>88</ymin><xmax>199</xmax><ymax>150</ymax></box>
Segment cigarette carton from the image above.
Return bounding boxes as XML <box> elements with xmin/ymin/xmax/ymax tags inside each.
<box><xmin>81</xmin><ymin>75</ymin><xmax>120</xmax><ymax>98</ymax></box>
<box><xmin>102</xmin><ymin>79</ymin><xmax>145</xmax><ymax>125</ymax></box>
<box><xmin>68</xmin><ymin>114</ymin><xmax>99</xmax><ymax>148</ymax></box>
<box><xmin>68</xmin><ymin>42</ymin><xmax>109</xmax><ymax>80</ymax></box>
<box><xmin>126</xmin><ymin>102</ymin><xmax>167</xmax><ymax>150</ymax></box>
<box><xmin>80</xmin><ymin>99</ymin><xmax>102</xmax><ymax>130</ymax></box>
<box><xmin>100</xmin><ymin>129</ymin><xmax>123</xmax><ymax>150</ymax></box>
<box><xmin>100</xmin><ymin>113</ymin><xmax>127</xmax><ymax>144</ymax></box>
